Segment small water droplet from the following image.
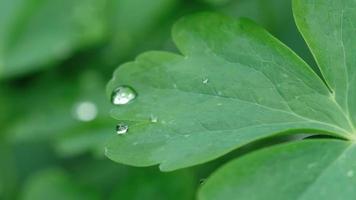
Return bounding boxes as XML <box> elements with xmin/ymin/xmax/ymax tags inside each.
<box><xmin>347</xmin><ymin>170</ymin><xmax>354</xmax><ymax>177</ymax></box>
<box><xmin>217</xmin><ymin>103</ymin><xmax>223</xmax><ymax>106</ymax></box>
<box><xmin>202</xmin><ymin>78</ymin><xmax>209</xmax><ymax>84</ymax></box>
<box><xmin>111</xmin><ymin>86</ymin><xmax>137</xmax><ymax>105</ymax></box>
<box><xmin>116</xmin><ymin>123</ymin><xmax>129</xmax><ymax>135</ymax></box>
<box><xmin>73</xmin><ymin>101</ymin><xmax>98</xmax><ymax>122</ymax></box>
<box><xmin>199</xmin><ymin>178</ymin><xmax>206</xmax><ymax>185</ymax></box>
<box><xmin>150</xmin><ymin>115</ymin><xmax>158</xmax><ymax>123</ymax></box>
<box><xmin>184</xmin><ymin>134</ymin><xmax>190</xmax><ymax>138</ymax></box>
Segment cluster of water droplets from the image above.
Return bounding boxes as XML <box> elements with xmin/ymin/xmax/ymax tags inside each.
<box><xmin>111</xmin><ymin>86</ymin><xmax>137</xmax><ymax>135</ymax></box>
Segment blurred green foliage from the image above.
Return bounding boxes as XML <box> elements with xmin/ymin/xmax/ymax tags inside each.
<box><xmin>0</xmin><ymin>0</ymin><xmax>316</xmax><ymax>199</ymax></box>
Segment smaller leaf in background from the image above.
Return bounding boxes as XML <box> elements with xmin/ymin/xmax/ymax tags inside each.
<box><xmin>0</xmin><ymin>0</ymin><xmax>106</xmax><ymax>79</ymax></box>
<box><xmin>199</xmin><ymin>139</ymin><xmax>356</xmax><ymax>200</ymax></box>
<box><xmin>109</xmin><ymin>168</ymin><xmax>197</xmax><ymax>200</ymax></box>
<box><xmin>21</xmin><ymin>169</ymin><xmax>100</xmax><ymax>200</ymax></box>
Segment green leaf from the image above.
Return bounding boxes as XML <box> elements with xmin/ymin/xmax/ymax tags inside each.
<box><xmin>199</xmin><ymin>139</ymin><xmax>356</xmax><ymax>200</ymax></box>
<box><xmin>293</xmin><ymin>0</ymin><xmax>356</xmax><ymax>128</ymax></box>
<box><xmin>106</xmin><ymin>12</ymin><xmax>355</xmax><ymax>171</ymax></box>
<box><xmin>0</xmin><ymin>0</ymin><xmax>105</xmax><ymax>79</ymax></box>
<box><xmin>21</xmin><ymin>169</ymin><xmax>100</xmax><ymax>200</ymax></box>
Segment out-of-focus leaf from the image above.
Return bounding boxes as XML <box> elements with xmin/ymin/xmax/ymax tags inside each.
<box><xmin>102</xmin><ymin>0</ymin><xmax>178</xmax><ymax>63</ymax></box>
<box><xmin>109</xmin><ymin>168</ymin><xmax>196</xmax><ymax>200</ymax></box>
<box><xmin>54</xmin><ymin>123</ymin><xmax>113</xmax><ymax>157</ymax></box>
<box><xmin>0</xmin><ymin>0</ymin><xmax>106</xmax><ymax>79</ymax></box>
<box><xmin>5</xmin><ymin>70</ymin><xmax>113</xmax><ymax>157</ymax></box>
<box><xmin>198</xmin><ymin>0</ymin><xmax>231</xmax><ymax>6</ymax></box>
<box><xmin>0</xmin><ymin>142</ymin><xmax>18</xmax><ymax>200</ymax></box>
<box><xmin>21</xmin><ymin>169</ymin><xmax>100</xmax><ymax>200</ymax></box>
<box><xmin>199</xmin><ymin>139</ymin><xmax>356</xmax><ymax>200</ymax></box>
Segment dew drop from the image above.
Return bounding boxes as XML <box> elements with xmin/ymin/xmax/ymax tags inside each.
<box><xmin>73</xmin><ymin>101</ymin><xmax>98</xmax><ymax>122</ymax></box>
<box><xmin>203</xmin><ymin>78</ymin><xmax>209</xmax><ymax>84</ymax></box>
<box><xmin>111</xmin><ymin>86</ymin><xmax>137</xmax><ymax>105</ymax></box>
<box><xmin>116</xmin><ymin>123</ymin><xmax>129</xmax><ymax>135</ymax></box>
<box><xmin>199</xmin><ymin>178</ymin><xmax>206</xmax><ymax>185</ymax></box>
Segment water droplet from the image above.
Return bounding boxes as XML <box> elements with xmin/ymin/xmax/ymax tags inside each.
<box><xmin>347</xmin><ymin>170</ymin><xmax>354</xmax><ymax>177</ymax></box>
<box><xmin>202</xmin><ymin>78</ymin><xmax>209</xmax><ymax>84</ymax></box>
<box><xmin>116</xmin><ymin>123</ymin><xmax>129</xmax><ymax>135</ymax></box>
<box><xmin>111</xmin><ymin>86</ymin><xmax>137</xmax><ymax>105</ymax></box>
<box><xmin>73</xmin><ymin>101</ymin><xmax>98</xmax><ymax>122</ymax></box>
<box><xmin>199</xmin><ymin>178</ymin><xmax>206</xmax><ymax>185</ymax></box>
<box><xmin>150</xmin><ymin>115</ymin><xmax>158</xmax><ymax>123</ymax></box>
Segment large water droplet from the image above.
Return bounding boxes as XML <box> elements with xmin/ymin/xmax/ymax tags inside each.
<box><xmin>116</xmin><ymin>123</ymin><xmax>129</xmax><ymax>135</ymax></box>
<box><xmin>111</xmin><ymin>86</ymin><xmax>137</xmax><ymax>105</ymax></box>
<box><xmin>73</xmin><ymin>101</ymin><xmax>98</xmax><ymax>122</ymax></box>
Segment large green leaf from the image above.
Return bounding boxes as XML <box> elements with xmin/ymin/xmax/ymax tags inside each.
<box><xmin>293</xmin><ymin>0</ymin><xmax>356</xmax><ymax>128</ymax></box>
<box><xmin>199</xmin><ymin>139</ymin><xmax>356</xmax><ymax>200</ymax></box>
<box><xmin>0</xmin><ymin>0</ymin><xmax>105</xmax><ymax>79</ymax></box>
<box><xmin>106</xmin><ymin>12</ymin><xmax>355</xmax><ymax>171</ymax></box>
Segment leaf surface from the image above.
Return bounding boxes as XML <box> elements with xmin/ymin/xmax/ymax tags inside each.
<box><xmin>106</xmin><ymin>12</ymin><xmax>355</xmax><ymax>171</ymax></box>
<box><xmin>293</xmin><ymin>0</ymin><xmax>356</xmax><ymax>130</ymax></box>
<box><xmin>199</xmin><ymin>139</ymin><xmax>356</xmax><ymax>200</ymax></box>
